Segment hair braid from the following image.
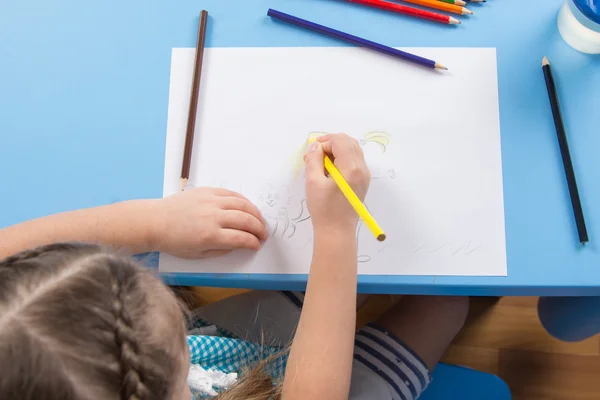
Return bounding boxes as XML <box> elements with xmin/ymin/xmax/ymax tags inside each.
<box><xmin>108</xmin><ymin>261</ymin><xmax>151</xmax><ymax>400</ymax></box>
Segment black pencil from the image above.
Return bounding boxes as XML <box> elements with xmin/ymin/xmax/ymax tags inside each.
<box><xmin>181</xmin><ymin>10</ymin><xmax>209</xmax><ymax>191</ymax></box>
<box><xmin>542</xmin><ymin>56</ymin><xmax>588</xmax><ymax>244</ymax></box>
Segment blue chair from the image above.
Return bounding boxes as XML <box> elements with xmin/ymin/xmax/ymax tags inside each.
<box><xmin>538</xmin><ymin>296</ymin><xmax>600</xmax><ymax>342</ymax></box>
<box><xmin>420</xmin><ymin>363</ymin><xmax>511</xmax><ymax>400</ymax></box>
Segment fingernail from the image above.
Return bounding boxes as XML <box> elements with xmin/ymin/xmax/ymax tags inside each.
<box><xmin>307</xmin><ymin>142</ymin><xmax>318</xmax><ymax>153</ymax></box>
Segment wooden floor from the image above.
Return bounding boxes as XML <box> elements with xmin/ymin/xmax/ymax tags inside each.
<box><xmin>442</xmin><ymin>296</ymin><xmax>600</xmax><ymax>400</ymax></box>
<box><xmin>184</xmin><ymin>289</ymin><xmax>600</xmax><ymax>399</ymax></box>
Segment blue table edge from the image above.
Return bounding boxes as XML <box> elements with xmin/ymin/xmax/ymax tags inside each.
<box><xmin>136</xmin><ymin>253</ymin><xmax>600</xmax><ymax>296</ymax></box>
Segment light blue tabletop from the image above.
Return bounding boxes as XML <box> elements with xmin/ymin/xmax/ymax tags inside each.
<box><xmin>1</xmin><ymin>0</ymin><xmax>599</xmax><ymax>295</ymax></box>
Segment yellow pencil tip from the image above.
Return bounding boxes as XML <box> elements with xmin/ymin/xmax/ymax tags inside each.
<box><xmin>377</xmin><ymin>233</ymin><xmax>387</xmax><ymax>242</ymax></box>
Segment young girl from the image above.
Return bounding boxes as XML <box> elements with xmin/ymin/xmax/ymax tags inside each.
<box><xmin>0</xmin><ymin>134</ymin><xmax>468</xmax><ymax>399</ymax></box>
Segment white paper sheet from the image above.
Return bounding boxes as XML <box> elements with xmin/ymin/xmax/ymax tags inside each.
<box><xmin>160</xmin><ymin>47</ymin><xmax>506</xmax><ymax>276</ymax></box>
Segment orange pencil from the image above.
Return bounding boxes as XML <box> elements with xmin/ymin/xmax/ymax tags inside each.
<box><xmin>399</xmin><ymin>0</ymin><xmax>472</xmax><ymax>15</ymax></box>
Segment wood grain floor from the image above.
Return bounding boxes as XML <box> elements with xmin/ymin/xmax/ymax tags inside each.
<box><xmin>357</xmin><ymin>295</ymin><xmax>600</xmax><ymax>399</ymax></box>
<box><xmin>184</xmin><ymin>289</ymin><xmax>600</xmax><ymax>399</ymax></box>
<box><xmin>443</xmin><ymin>297</ymin><xmax>600</xmax><ymax>400</ymax></box>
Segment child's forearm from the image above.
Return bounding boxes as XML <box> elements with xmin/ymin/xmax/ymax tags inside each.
<box><xmin>283</xmin><ymin>229</ymin><xmax>357</xmax><ymax>400</ymax></box>
<box><xmin>0</xmin><ymin>200</ymin><xmax>159</xmax><ymax>259</ymax></box>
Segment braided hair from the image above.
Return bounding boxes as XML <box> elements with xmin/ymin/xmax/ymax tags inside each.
<box><xmin>108</xmin><ymin>259</ymin><xmax>151</xmax><ymax>400</ymax></box>
<box><xmin>0</xmin><ymin>243</ymin><xmax>187</xmax><ymax>400</ymax></box>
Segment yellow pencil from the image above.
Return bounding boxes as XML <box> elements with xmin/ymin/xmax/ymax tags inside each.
<box><xmin>309</xmin><ymin>138</ymin><xmax>386</xmax><ymax>242</ymax></box>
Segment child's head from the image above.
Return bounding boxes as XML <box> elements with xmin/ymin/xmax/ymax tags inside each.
<box><xmin>0</xmin><ymin>243</ymin><xmax>191</xmax><ymax>400</ymax></box>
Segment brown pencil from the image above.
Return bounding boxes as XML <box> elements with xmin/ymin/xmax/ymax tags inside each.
<box><xmin>181</xmin><ymin>10</ymin><xmax>209</xmax><ymax>191</ymax></box>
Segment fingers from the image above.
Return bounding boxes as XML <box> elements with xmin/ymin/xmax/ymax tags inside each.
<box><xmin>320</xmin><ymin>133</ymin><xmax>357</xmax><ymax>161</ymax></box>
<box><xmin>211</xmin><ymin>187</ymin><xmax>248</xmax><ymax>200</ymax></box>
<box><xmin>304</xmin><ymin>141</ymin><xmax>326</xmax><ymax>183</ymax></box>
<box><xmin>352</xmin><ymin>136</ymin><xmax>365</xmax><ymax>159</ymax></box>
<box><xmin>220</xmin><ymin>210</ymin><xmax>268</xmax><ymax>240</ymax></box>
<box><xmin>318</xmin><ymin>134</ymin><xmax>370</xmax><ymax>190</ymax></box>
<box><xmin>210</xmin><ymin>190</ymin><xmax>267</xmax><ymax>229</ymax></box>
<box><xmin>315</xmin><ymin>133</ymin><xmax>336</xmax><ymax>143</ymax></box>
<box><xmin>317</xmin><ymin>134</ymin><xmax>365</xmax><ymax>167</ymax></box>
<box><xmin>215</xmin><ymin>229</ymin><xmax>262</xmax><ymax>251</ymax></box>
<box><xmin>321</xmin><ymin>134</ymin><xmax>360</xmax><ymax>171</ymax></box>
<box><xmin>317</xmin><ymin>133</ymin><xmax>361</xmax><ymax>161</ymax></box>
<box><xmin>219</xmin><ymin>196</ymin><xmax>265</xmax><ymax>225</ymax></box>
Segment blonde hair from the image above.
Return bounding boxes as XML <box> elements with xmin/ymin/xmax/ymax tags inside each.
<box><xmin>215</xmin><ymin>366</ymin><xmax>281</xmax><ymax>400</ymax></box>
<box><xmin>0</xmin><ymin>243</ymin><xmax>282</xmax><ymax>400</ymax></box>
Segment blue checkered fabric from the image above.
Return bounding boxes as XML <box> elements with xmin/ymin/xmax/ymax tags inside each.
<box><xmin>187</xmin><ymin>335</ymin><xmax>287</xmax><ymax>398</ymax></box>
<box><xmin>187</xmin><ymin>335</ymin><xmax>287</xmax><ymax>376</ymax></box>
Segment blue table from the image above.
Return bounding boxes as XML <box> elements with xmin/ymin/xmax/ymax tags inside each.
<box><xmin>2</xmin><ymin>0</ymin><xmax>600</xmax><ymax>297</ymax></box>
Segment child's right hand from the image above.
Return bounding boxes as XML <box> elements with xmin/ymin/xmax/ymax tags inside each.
<box><xmin>304</xmin><ymin>134</ymin><xmax>371</xmax><ymax>235</ymax></box>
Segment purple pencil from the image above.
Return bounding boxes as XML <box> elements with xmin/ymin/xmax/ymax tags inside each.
<box><xmin>267</xmin><ymin>9</ymin><xmax>447</xmax><ymax>70</ymax></box>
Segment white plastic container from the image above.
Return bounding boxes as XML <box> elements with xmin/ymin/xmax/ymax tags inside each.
<box><xmin>558</xmin><ymin>0</ymin><xmax>600</xmax><ymax>54</ymax></box>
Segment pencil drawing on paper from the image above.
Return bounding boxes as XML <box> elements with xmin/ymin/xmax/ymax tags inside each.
<box><xmin>412</xmin><ymin>241</ymin><xmax>483</xmax><ymax>257</ymax></box>
<box><xmin>371</xmin><ymin>168</ymin><xmax>396</xmax><ymax>180</ymax></box>
<box><xmin>359</xmin><ymin>131</ymin><xmax>391</xmax><ymax>153</ymax></box>
<box><xmin>356</xmin><ymin>131</ymin><xmax>394</xmax><ymax>263</ymax></box>
<box><xmin>289</xmin><ymin>131</ymin><xmax>393</xmax><ymax>180</ymax></box>
<box><xmin>266</xmin><ymin>131</ymin><xmax>395</xmax><ymax>263</ymax></box>
<box><xmin>257</xmin><ymin>183</ymin><xmax>311</xmax><ymax>239</ymax></box>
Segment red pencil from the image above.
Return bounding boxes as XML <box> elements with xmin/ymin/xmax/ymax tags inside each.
<box><xmin>349</xmin><ymin>0</ymin><xmax>460</xmax><ymax>24</ymax></box>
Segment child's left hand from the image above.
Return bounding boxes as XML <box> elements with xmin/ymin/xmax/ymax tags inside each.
<box><xmin>149</xmin><ymin>187</ymin><xmax>268</xmax><ymax>259</ymax></box>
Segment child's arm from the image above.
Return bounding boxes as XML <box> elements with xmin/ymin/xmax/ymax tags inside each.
<box><xmin>283</xmin><ymin>134</ymin><xmax>371</xmax><ymax>400</ymax></box>
<box><xmin>283</xmin><ymin>230</ymin><xmax>358</xmax><ymax>399</ymax></box>
<box><xmin>0</xmin><ymin>188</ymin><xmax>267</xmax><ymax>259</ymax></box>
